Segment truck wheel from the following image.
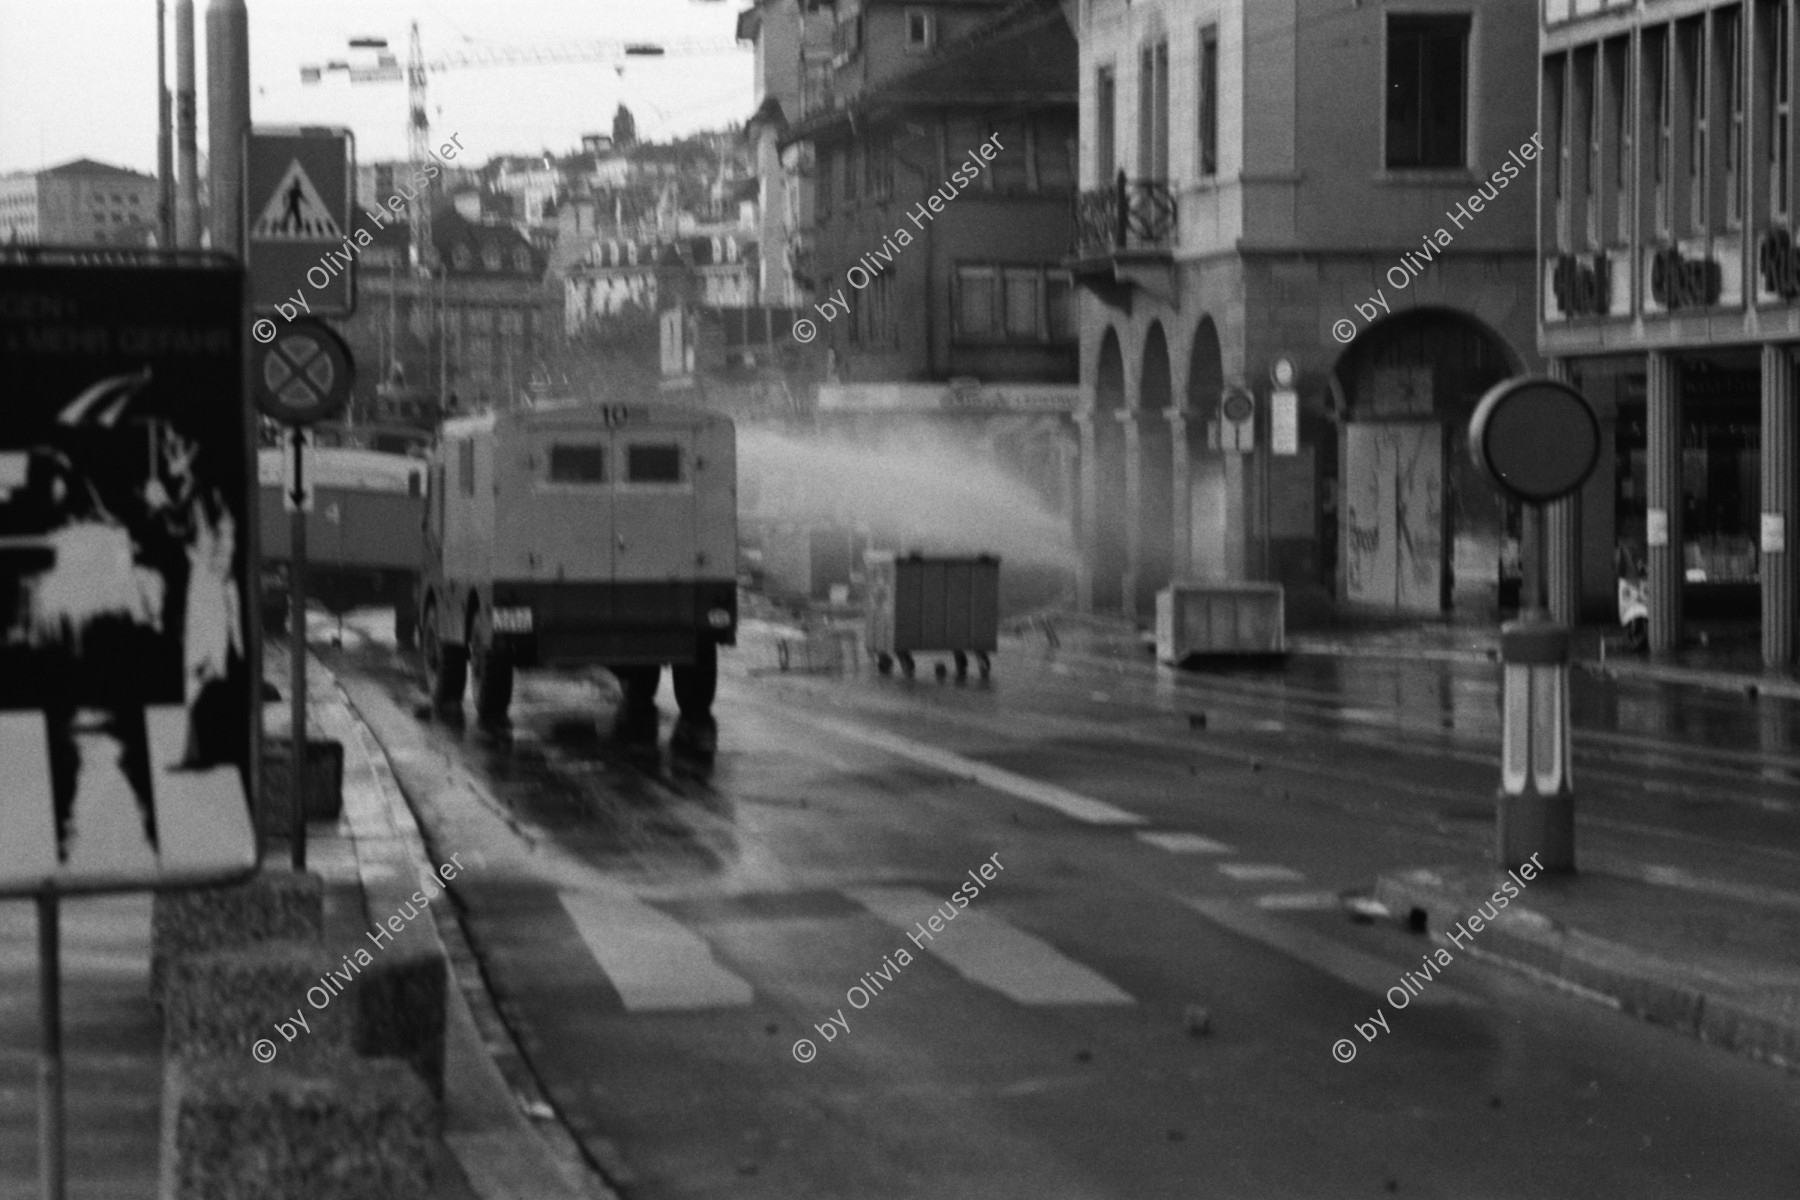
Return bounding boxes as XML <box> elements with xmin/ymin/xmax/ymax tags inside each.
<box><xmin>610</xmin><ymin>665</ymin><xmax>661</xmax><ymax>744</ymax></box>
<box><xmin>472</xmin><ymin>644</ymin><xmax>513</xmax><ymax>726</ymax></box>
<box><xmin>422</xmin><ymin>601</ymin><xmax>466</xmax><ymax>712</ymax></box>
<box><xmin>672</xmin><ymin>641</ymin><xmax>718</xmax><ymax>721</ymax></box>
<box><xmin>470</xmin><ymin>616</ymin><xmax>514</xmax><ymax>727</ymax></box>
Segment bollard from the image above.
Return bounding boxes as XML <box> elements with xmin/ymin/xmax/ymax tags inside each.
<box><xmin>1497</xmin><ymin>617</ymin><xmax>1575</xmax><ymax>873</ymax></box>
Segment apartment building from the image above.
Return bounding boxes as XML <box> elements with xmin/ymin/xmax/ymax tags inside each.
<box><xmin>1073</xmin><ymin>0</ymin><xmax>1540</xmax><ymax>619</ymax></box>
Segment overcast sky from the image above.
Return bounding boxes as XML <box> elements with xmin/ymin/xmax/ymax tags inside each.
<box><xmin>0</xmin><ymin>0</ymin><xmax>754</xmax><ymax>176</ymax></box>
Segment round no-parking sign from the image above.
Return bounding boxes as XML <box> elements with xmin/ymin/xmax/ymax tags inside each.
<box><xmin>1468</xmin><ymin>377</ymin><xmax>1600</xmax><ymax>505</ymax></box>
<box><xmin>252</xmin><ymin>317</ymin><xmax>354</xmax><ymax>426</ymax></box>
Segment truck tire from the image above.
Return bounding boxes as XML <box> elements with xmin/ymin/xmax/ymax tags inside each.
<box><xmin>672</xmin><ymin>640</ymin><xmax>718</xmax><ymax>721</ymax></box>
<box><xmin>395</xmin><ymin>601</ymin><xmax>418</xmax><ymax>651</ymax></box>
<box><xmin>475</xmin><ymin>649</ymin><xmax>513</xmax><ymax>726</ymax></box>
<box><xmin>471</xmin><ymin>619</ymin><xmax>513</xmax><ymax>727</ymax></box>
<box><xmin>422</xmin><ymin>601</ymin><xmax>466</xmax><ymax>712</ymax></box>
<box><xmin>610</xmin><ymin>664</ymin><xmax>661</xmax><ymax>744</ymax></box>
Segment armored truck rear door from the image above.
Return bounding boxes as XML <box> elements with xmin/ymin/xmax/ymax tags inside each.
<box><xmin>514</xmin><ymin>427</ymin><xmax>616</xmax><ymax>586</ymax></box>
<box><xmin>611</xmin><ymin>423</ymin><xmax>696</xmax><ymax>582</ymax></box>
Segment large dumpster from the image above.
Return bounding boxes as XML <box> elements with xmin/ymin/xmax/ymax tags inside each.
<box><xmin>1155</xmin><ymin>581</ymin><xmax>1286</xmax><ymax>663</ymax></box>
<box><xmin>866</xmin><ymin>552</ymin><xmax>999</xmax><ymax>680</ymax></box>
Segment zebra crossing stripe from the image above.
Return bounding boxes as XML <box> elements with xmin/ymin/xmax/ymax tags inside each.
<box><xmin>847</xmin><ymin>886</ymin><xmax>1134</xmax><ymax>1006</ymax></box>
<box><xmin>782</xmin><ymin>712</ymin><xmax>1146</xmax><ymax>826</ymax></box>
<box><xmin>1185</xmin><ymin>896</ymin><xmax>1475</xmax><ymax>1006</ymax></box>
<box><xmin>1217</xmin><ymin>863</ymin><xmax>1307</xmax><ymax>883</ymax></box>
<box><xmin>1137</xmin><ymin>831</ymin><xmax>1234</xmax><ymax>854</ymax></box>
<box><xmin>559</xmin><ymin>889</ymin><xmax>754</xmax><ymax>1011</ymax></box>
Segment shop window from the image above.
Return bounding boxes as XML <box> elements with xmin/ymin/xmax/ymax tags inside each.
<box><xmin>1386</xmin><ymin>14</ymin><xmax>1469</xmax><ymax>169</ymax></box>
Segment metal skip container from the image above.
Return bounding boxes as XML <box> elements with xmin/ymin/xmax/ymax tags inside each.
<box><xmin>1155</xmin><ymin>581</ymin><xmax>1287</xmax><ymax>663</ymax></box>
<box><xmin>865</xmin><ymin>552</ymin><xmax>999</xmax><ymax>680</ymax></box>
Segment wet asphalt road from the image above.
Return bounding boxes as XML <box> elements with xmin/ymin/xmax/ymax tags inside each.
<box><xmin>322</xmin><ymin>610</ymin><xmax>1800</xmax><ymax>1200</ymax></box>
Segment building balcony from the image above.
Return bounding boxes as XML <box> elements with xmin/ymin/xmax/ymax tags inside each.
<box><xmin>1067</xmin><ymin>172</ymin><xmax>1178</xmax><ymax>309</ymax></box>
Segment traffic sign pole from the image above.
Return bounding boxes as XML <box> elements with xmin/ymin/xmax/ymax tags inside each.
<box><xmin>1470</xmin><ymin>377</ymin><xmax>1600</xmax><ymax>876</ymax></box>
<box><xmin>289</xmin><ymin>428</ymin><xmax>307</xmax><ymax>872</ymax></box>
<box><xmin>37</xmin><ymin>894</ymin><xmax>63</xmax><ymax>1200</ymax></box>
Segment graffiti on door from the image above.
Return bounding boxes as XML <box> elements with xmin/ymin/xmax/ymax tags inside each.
<box><xmin>1343</xmin><ymin>423</ymin><xmax>1443</xmax><ymax>613</ymax></box>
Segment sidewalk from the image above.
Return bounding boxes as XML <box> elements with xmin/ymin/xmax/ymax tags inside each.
<box><xmin>1375</xmin><ymin>858</ymin><xmax>1800</xmax><ymax>1075</ymax></box>
<box><xmin>1010</xmin><ymin>606</ymin><xmax>1800</xmax><ymax>699</ymax></box>
<box><xmin>0</xmin><ymin>647</ymin><xmax>613</xmax><ymax>1198</ymax></box>
<box><xmin>270</xmin><ymin>645</ymin><xmax>617</xmax><ymax>1200</ymax></box>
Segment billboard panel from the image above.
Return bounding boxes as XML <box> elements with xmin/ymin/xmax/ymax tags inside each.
<box><xmin>0</xmin><ymin>253</ymin><xmax>258</xmax><ymax>895</ymax></box>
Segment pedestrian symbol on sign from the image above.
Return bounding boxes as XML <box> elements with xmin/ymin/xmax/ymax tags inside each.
<box><xmin>251</xmin><ymin>159</ymin><xmax>343</xmax><ymax>240</ymax></box>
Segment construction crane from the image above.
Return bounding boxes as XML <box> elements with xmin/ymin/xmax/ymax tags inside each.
<box><xmin>301</xmin><ymin>22</ymin><xmax>740</xmax><ymax>268</ymax></box>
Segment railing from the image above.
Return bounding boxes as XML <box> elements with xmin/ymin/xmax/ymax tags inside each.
<box><xmin>1072</xmin><ymin>171</ymin><xmax>1178</xmax><ymax>256</ymax></box>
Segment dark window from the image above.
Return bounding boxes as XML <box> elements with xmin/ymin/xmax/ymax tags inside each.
<box><xmin>626</xmin><ymin>443</ymin><xmax>682</xmax><ymax>483</ymax></box>
<box><xmin>1003</xmin><ymin>269</ymin><xmax>1040</xmax><ymax>338</ymax></box>
<box><xmin>955</xmin><ymin>267</ymin><xmax>998</xmax><ymax>338</ymax></box>
<box><xmin>1096</xmin><ymin>67</ymin><xmax>1116</xmax><ymax>181</ymax></box>
<box><xmin>992</xmin><ymin>119</ymin><xmax>1029</xmax><ymax>191</ymax></box>
<box><xmin>1385</xmin><ymin>15</ymin><xmax>1470</xmax><ymax>168</ymax></box>
<box><xmin>1199</xmin><ymin>25</ymin><xmax>1219</xmax><ymax>178</ymax></box>
<box><xmin>548</xmin><ymin>444</ymin><xmax>607</xmax><ymax>483</ymax></box>
<box><xmin>1722</xmin><ymin>8</ymin><xmax>1744</xmax><ymax>229</ymax></box>
<box><xmin>953</xmin><ymin>265</ymin><xmax>1075</xmax><ymax>344</ymax></box>
<box><xmin>1772</xmin><ymin>0</ymin><xmax>1791</xmax><ymax>221</ymax></box>
<box><xmin>1046</xmin><ymin>273</ymin><xmax>1075</xmax><ymax>341</ymax></box>
<box><xmin>1652</xmin><ymin>28</ymin><xmax>1672</xmax><ymax>235</ymax></box>
<box><xmin>1612</xmin><ymin>38</ymin><xmax>1632</xmax><ymax>243</ymax></box>
<box><xmin>458</xmin><ymin>440</ymin><xmax>475</xmax><ymax>495</ymax></box>
<box><xmin>1035</xmin><ymin>118</ymin><xmax>1076</xmax><ymax>191</ymax></box>
<box><xmin>1138</xmin><ymin>41</ymin><xmax>1170</xmax><ymax>179</ymax></box>
<box><xmin>906</xmin><ymin>10</ymin><xmax>933</xmax><ymax>51</ymax></box>
<box><xmin>1684</xmin><ymin>18</ymin><xmax>1707</xmax><ymax>231</ymax></box>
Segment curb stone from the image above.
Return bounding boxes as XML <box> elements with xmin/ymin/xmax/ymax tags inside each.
<box><xmin>1375</xmin><ymin>868</ymin><xmax>1799</xmax><ymax>1075</ymax></box>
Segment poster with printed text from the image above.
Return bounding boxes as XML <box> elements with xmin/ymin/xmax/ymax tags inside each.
<box><xmin>0</xmin><ymin>254</ymin><xmax>258</xmax><ymax>895</ymax></box>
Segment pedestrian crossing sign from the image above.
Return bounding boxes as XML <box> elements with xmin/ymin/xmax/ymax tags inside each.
<box><xmin>246</xmin><ymin>126</ymin><xmax>355</xmax><ymax>317</ymax></box>
<box><xmin>251</xmin><ymin>160</ymin><xmax>343</xmax><ymax>240</ymax></box>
